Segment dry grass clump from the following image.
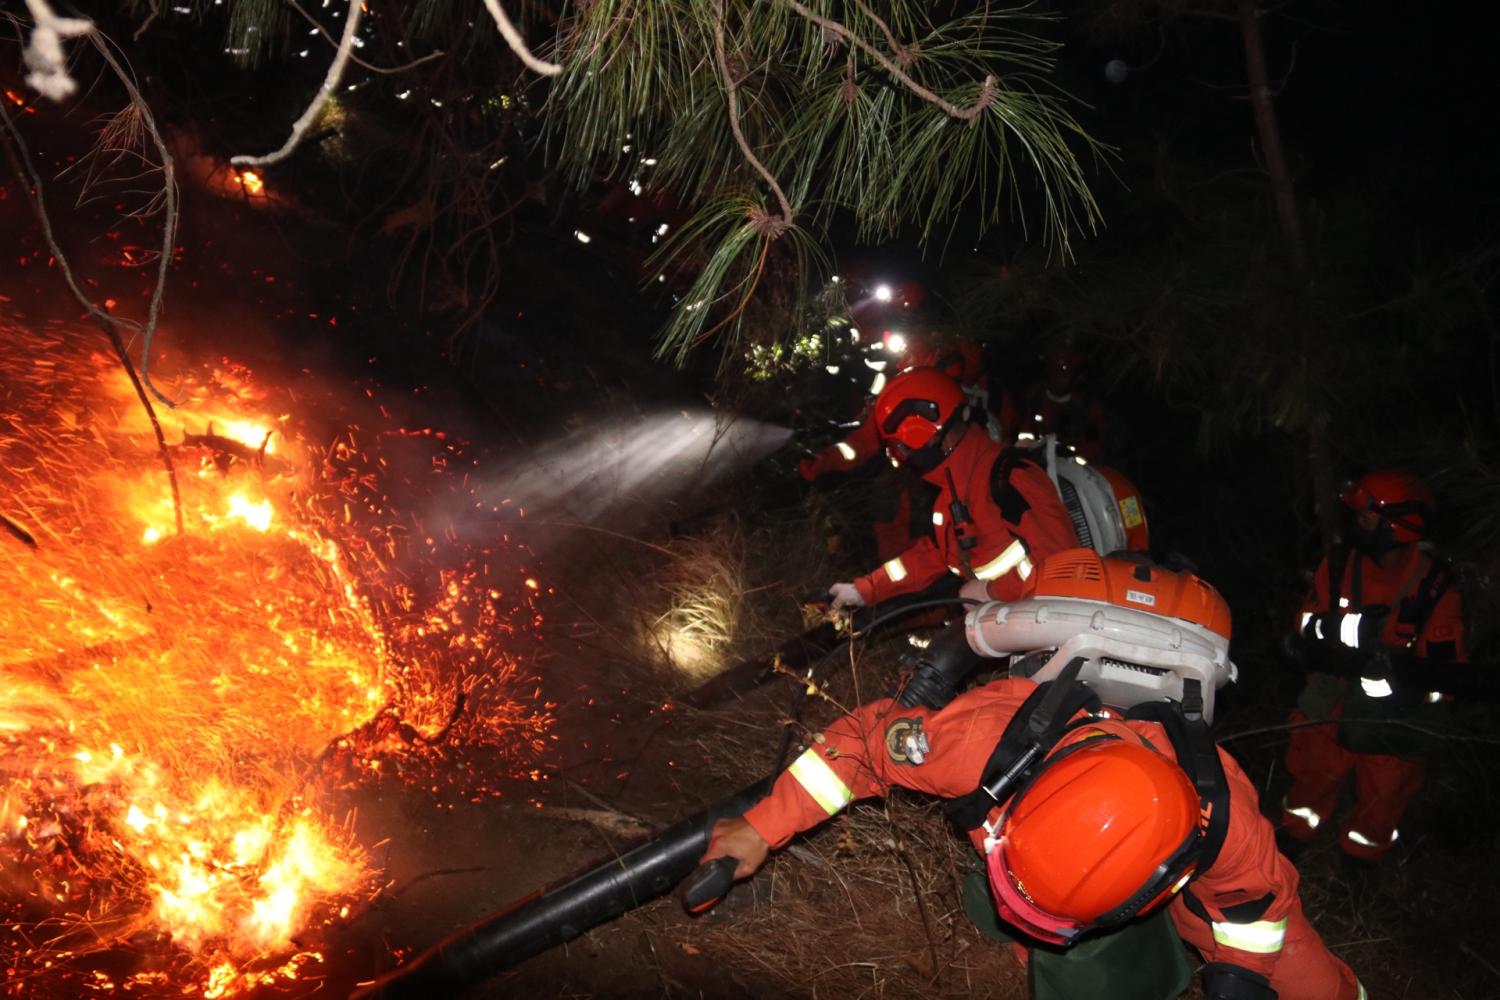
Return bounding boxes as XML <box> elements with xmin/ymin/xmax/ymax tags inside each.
<box><xmin>643</xmin><ymin>522</ymin><xmax>766</xmax><ymax>680</ymax></box>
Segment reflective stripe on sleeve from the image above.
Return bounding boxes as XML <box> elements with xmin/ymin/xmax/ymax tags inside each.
<box><xmin>882</xmin><ymin>557</ymin><xmax>908</xmax><ymax>583</ymax></box>
<box><xmin>1360</xmin><ymin>676</ymin><xmax>1394</xmax><ymax>698</ymax></box>
<box><xmin>1210</xmin><ymin>918</ymin><xmax>1288</xmax><ymax>954</ymax></box>
<box><xmin>787</xmin><ymin>748</ymin><xmax>855</xmax><ymax>817</ymax></box>
<box><xmin>836</xmin><ymin>442</ymin><xmax>858</xmax><ymax>461</ymax></box>
<box><xmin>1357</xmin><ymin>981</ymin><xmax>1368</xmax><ymax>1000</ymax></box>
<box><xmin>974</xmin><ymin>539</ymin><xmax>1028</xmax><ymax>581</ymax></box>
<box><xmin>1339</xmin><ymin>612</ymin><xmax>1362</xmax><ymax>648</ymax></box>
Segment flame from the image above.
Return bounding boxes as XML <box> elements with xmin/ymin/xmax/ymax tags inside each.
<box><xmin>0</xmin><ymin>317</ymin><xmax>551</xmax><ymax>994</ymax></box>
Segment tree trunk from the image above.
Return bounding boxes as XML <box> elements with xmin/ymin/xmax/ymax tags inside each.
<box><xmin>1239</xmin><ymin>0</ymin><xmax>1337</xmax><ymax>551</ymax></box>
<box><xmin>1239</xmin><ymin>0</ymin><xmax>1308</xmax><ymax>274</ymax></box>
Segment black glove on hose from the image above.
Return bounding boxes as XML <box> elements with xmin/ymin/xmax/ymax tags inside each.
<box><xmin>1201</xmin><ymin>962</ymin><xmax>1276</xmax><ymax>1000</ymax></box>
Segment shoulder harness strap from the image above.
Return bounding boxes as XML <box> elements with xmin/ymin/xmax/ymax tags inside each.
<box><xmin>944</xmin><ymin>658</ymin><xmax>1101</xmax><ymax>832</ymax></box>
<box><xmin>988</xmin><ymin>447</ymin><xmax>1034</xmax><ymax>525</ymax></box>
<box><xmin>1125</xmin><ymin>680</ymin><xmax>1230</xmax><ymax>872</ymax></box>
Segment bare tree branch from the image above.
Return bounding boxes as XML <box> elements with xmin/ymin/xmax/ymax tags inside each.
<box><xmin>231</xmin><ymin>0</ymin><xmax>363</xmax><ymax>167</ymax></box>
<box><xmin>0</xmin><ymin>98</ymin><xmax>184</xmax><ymax>536</ymax></box>
<box><xmin>480</xmin><ymin>0</ymin><xmax>562</xmax><ymax>77</ymax></box>
<box><xmin>85</xmin><ymin>32</ymin><xmax>180</xmax><ymax>407</ymax></box>
<box><xmin>783</xmin><ymin>0</ymin><xmax>996</xmax><ymax>122</ymax></box>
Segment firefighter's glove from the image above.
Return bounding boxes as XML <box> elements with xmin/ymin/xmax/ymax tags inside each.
<box><xmin>1358</xmin><ymin>649</ymin><xmax>1397</xmax><ymax>700</ymax></box>
<box><xmin>828</xmin><ymin>582</ymin><xmax>865</xmax><ymax>610</ymax></box>
<box><xmin>1200</xmin><ymin>963</ymin><xmax>1275</xmax><ymax>1000</ymax></box>
<box><xmin>700</xmin><ymin>817</ymin><xmax>770</xmax><ymax>880</ymax></box>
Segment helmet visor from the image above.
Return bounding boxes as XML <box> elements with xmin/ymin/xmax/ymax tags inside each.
<box><xmin>880</xmin><ymin>397</ymin><xmax>942</xmax><ymax>438</ymax></box>
<box><xmin>986</xmin><ymin>806</ymin><xmax>1203</xmax><ymax>946</ymax></box>
<box><xmin>987</xmin><ymin>841</ymin><xmax>1085</xmax><ymax>946</ymax></box>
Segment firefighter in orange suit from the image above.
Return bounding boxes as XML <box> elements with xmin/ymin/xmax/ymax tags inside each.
<box><xmin>1280</xmin><ymin>470</ymin><xmax>1466</xmax><ymax>863</ymax></box>
<box><xmin>700</xmin><ymin>674</ymin><xmax>1365</xmax><ymax>1000</ymax></box>
<box><xmin>1015</xmin><ymin>348</ymin><xmax>1106</xmax><ymax>463</ymax></box>
<box><xmin>824</xmin><ymin>367</ymin><xmax>1077</xmax><ymax>610</ymax></box>
<box><xmin>801</xmin><ymin>337</ymin><xmax>1016</xmax><ymax>560</ymax></box>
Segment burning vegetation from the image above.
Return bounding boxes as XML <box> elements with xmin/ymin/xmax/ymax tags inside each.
<box><xmin>0</xmin><ymin>316</ymin><xmax>551</xmax><ymax>995</ymax></box>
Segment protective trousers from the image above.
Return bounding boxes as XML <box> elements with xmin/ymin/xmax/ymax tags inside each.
<box><xmin>1281</xmin><ymin>710</ymin><xmax>1425</xmax><ymax>861</ymax></box>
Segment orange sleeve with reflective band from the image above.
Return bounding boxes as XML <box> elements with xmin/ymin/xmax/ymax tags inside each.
<box><xmin>1293</xmin><ymin>555</ymin><xmax>1337</xmax><ymax>635</ymax></box>
<box><xmin>741</xmin><ymin>680</ymin><xmax>1040</xmax><ymax>848</ymax></box>
<box><xmin>853</xmin><ymin>534</ymin><xmax>950</xmax><ymax>605</ymax></box>
<box><xmin>807</xmin><ymin>411</ymin><xmax>882</xmax><ymax>477</ymax></box>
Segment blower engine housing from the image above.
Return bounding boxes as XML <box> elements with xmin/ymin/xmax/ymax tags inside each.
<box><xmin>966</xmin><ymin>549</ymin><xmax>1236</xmax><ymax>723</ymax></box>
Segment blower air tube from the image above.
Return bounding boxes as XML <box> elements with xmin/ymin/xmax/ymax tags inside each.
<box><xmin>351</xmin><ymin>778</ymin><xmax>772</xmax><ymax>999</ymax></box>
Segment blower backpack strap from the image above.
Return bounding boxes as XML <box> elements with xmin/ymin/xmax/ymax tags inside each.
<box><xmin>1124</xmin><ymin>679</ymin><xmax>1230</xmax><ymax>872</ymax></box>
<box><xmin>989</xmin><ymin>446</ymin><xmax>1036</xmax><ymax>525</ymax></box>
<box><xmin>945</xmin><ymin>658</ymin><xmax>1101</xmax><ymax>832</ymax></box>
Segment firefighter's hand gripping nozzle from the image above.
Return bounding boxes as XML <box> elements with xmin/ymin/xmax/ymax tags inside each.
<box><xmin>677</xmin><ymin>856</ymin><xmax>738</xmax><ymax>914</ymax></box>
<box><xmin>897</xmin><ymin>619</ymin><xmax>982</xmax><ymax>710</ymax></box>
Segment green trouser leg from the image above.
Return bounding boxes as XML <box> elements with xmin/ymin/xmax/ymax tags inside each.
<box><xmin>963</xmin><ymin>864</ymin><xmax>1193</xmax><ymax>1000</ymax></box>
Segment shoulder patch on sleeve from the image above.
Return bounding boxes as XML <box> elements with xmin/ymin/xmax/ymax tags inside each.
<box><xmin>884</xmin><ymin>717</ymin><xmax>929</xmax><ymax>765</ymax></box>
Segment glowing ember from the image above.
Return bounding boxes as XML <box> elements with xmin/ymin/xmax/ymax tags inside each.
<box><xmin>235</xmin><ymin>170</ymin><xmax>266</xmax><ymax>197</ymax></box>
<box><xmin>0</xmin><ymin>317</ymin><xmax>551</xmax><ymax>994</ymax></box>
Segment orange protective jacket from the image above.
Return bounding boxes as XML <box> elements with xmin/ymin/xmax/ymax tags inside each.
<box><xmin>1298</xmin><ymin>544</ymin><xmax>1465</xmax><ymax>662</ymax></box>
<box><xmin>851</xmin><ymin>427</ymin><xmax>1078</xmax><ymax>606</ymax></box>
<box><xmin>744</xmin><ymin>679</ymin><xmax>1361</xmax><ymax>998</ymax></box>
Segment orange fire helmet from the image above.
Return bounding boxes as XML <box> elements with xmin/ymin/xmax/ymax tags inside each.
<box><xmin>873</xmin><ymin>367</ymin><xmax>967</xmax><ymax>463</ymax></box>
<box><xmin>988</xmin><ymin>737</ymin><xmax>1202</xmax><ymax>944</ymax></box>
<box><xmin>1339</xmin><ymin>469</ymin><xmax>1433</xmax><ymax>543</ymax></box>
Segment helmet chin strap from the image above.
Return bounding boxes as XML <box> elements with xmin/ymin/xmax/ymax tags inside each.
<box><xmin>905</xmin><ymin>410</ymin><xmax>969</xmax><ymax>474</ymax></box>
<box><xmin>1349</xmin><ymin>521</ymin><xmax>1399</xmax><ymax>559</ymax></box>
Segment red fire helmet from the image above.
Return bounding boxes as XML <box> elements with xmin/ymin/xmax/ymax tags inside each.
<box><xmin>1339</xmin><ymin>469</ymin><xmax>1434</xmax><ymax>543</ymax></box>
<box><xmin>988</xmin><ymin>738</ymin><xmax>1202</xmax><ymax>945</ymax></box>
<box><xmin>872</xmin><ymin>367</ymin><xmax>967</xmax><ymax>460</ymax></box>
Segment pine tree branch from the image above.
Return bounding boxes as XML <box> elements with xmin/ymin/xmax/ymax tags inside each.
<box><xmin>231</xmin><ymin>0</ymin><xmax>363</xmax><ymax>167</ymax></box>
<box><xmin>713</xmin><ymin>0</ymin><xmax>793</xmax><ymax>236</ymax></box>
<box><xmin>480</xmin><ymin>0</ymin><xmax>561</xmax><ymax>77</ymax></box>
<box><xmin>851</xmin><ymin>0</ymin><xmax>906</xmax><ymax>65</ymax></box>
<box><xmin>782</xmin><ymin>0</ymin><xmax>996</xmax><ymax>122</ymax></box>
<box><xmin>131</xmin><ymin>0</ymin><xmax>160</xmax><ymax>44</ymax></box>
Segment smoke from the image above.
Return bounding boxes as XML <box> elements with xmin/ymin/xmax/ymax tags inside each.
<box><xmin>455</xmin><ymin>408</ymin><xmax>793</xmax><ymax>552</ymax></box>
